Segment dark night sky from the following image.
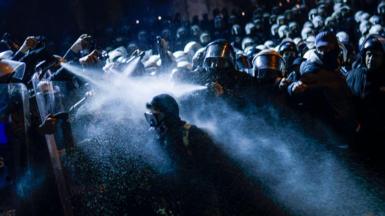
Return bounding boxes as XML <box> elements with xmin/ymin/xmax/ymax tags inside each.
<box><xmin>0</xmin><ymin>0</ymin><xmax>380</xmax><ymax>42</ymax></box>
<box><xmin>0</xmin><ymin>0</ymin><xmax>174</xmax><ymax>37</ymax></box>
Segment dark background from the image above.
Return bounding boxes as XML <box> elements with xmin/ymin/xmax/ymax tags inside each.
<box><xmin>0</xmin><ymin>0</ymin><xmax>298</xmax><ymax>37</ymax></box>
<box><xmin>0</xmin><ymin>0</ymin><xmax>380</xmax><ymax>49</ymax></box>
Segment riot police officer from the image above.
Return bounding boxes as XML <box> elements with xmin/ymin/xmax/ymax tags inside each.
<box><xmin>197</xmin><ymin>39</ymin><xmax>255</xmax><ymax>106</ymax></box>
<box><xmin>277</xmin><ymin>40</ymin><xmax>299</xmax><ymax>77</ymax></box>
<box><xmin>252</xmin><ymin>49</ymin><xmax>285</xmax><ymax>86</ymax></box>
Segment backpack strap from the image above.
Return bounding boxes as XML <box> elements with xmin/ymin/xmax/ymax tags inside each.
<box><xmin>182</xmin><ymin>123</ymin><xmax>192</xmax><ymax>148</ymax></box>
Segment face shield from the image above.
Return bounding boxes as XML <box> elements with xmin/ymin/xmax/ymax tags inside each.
<box><xmin>279</xmin><ymin>41</ymin><xmax>298</xmax><ymax>66</ymax></box>
<box><xmin>203</xmin><ymin>57</ymin><xmax>232</xmax><ymax>70</ymax></box>
<box><xmin>360</xmin><ymin>35</ymin><xmax>385</xmax><ymax>58</ymax></box>
<box><xmin>252</xmin><ymin>50</ymin><xmax>285</xmax><ymax>81</ymax></box>
<box><xmin>0</xmin><ymin>59</ymin><xmax>26</xmax><ymax>82</ymax></box>
<box><xmin>203</xmin><ymin>41</ymin><xmax>235</xmax><ymax>72</ymax></box>
<box><xmin>31</xmin><ymin>75</ymin><xmax>66</xmax><ymax>122</ymax></box>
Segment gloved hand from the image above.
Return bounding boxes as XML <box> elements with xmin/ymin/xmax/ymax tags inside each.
<box><xmin>278</xmin><ymin>77</ymin><xmax>291</xmax><ymax>90</ymax></box>
<box><xmin>79</xmin><ymin>50</ymin><xmax>100</xmax><ymax>65</ymax></box>
<box><xmin>206</xmin><ymin>81</ymin><xmax>225</xmax><ymax>96</ymax></box>
<box><xmin>291</xmin><ymin>80</ymin><xmax>308</xmax><ymax>94</ymax></box>
<box><xmin>39</xmin><ymin>114</ymin><xmax>58</xmax><ymax>134</ymax></box>
<box><xmin>70</xmin><ymin>34</ymin><xmax>94</xmax><ymax>53</ymax></box>
<box><xmin>18</xmin><ymin>36</ymin><xmax>39</xmax><ymax>53</ymax></box>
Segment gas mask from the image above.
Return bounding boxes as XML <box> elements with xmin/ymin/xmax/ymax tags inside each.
<box><xmin>144</xmin><ymin>111</ymin><xmax>165</xmax><ymax>128</ymax></box>
<box><xmin>145</xmin><ymin>94</ymin><xmax>181</xmax><ymax>138</ymax></box>
<box><xmin>144</xmin><ymin>111</ymin><xmax>167</xmax><ymax>137</ymax></box>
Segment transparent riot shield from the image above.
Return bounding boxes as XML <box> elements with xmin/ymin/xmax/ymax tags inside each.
<box><xmin>0</xmin><ymin>83</ymin><xmax>30</xmax><ymax>215</ymax></box>
<box><xmin>32</xmin><ymin>74</ymin><xmax>77</xmax><ymax>149</ymax></box>
<box><xmin>30</xmin><ymin>71</ymin><xmax>190</xmax><ymax>214</ymax></box>
<box><xmin>31</xmin><ymin>74</ymin><xmax>75</xmax><ymax>216</ymax></box>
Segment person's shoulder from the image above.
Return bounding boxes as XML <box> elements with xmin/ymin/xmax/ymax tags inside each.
<box><xmin>188</xmin><ymin>124</ymin><xmax>207</xmax><ymax>135</ymax></box>
<box><xmin>347</xmin><ymin>66</ymin><xmax>366</xmax><ymax>80</ymax></box>
<box><xmin>186</xmin><ymin>123</ymin><xmax>213</xmax><ymax>141</ymax></box>
<box><xmin>235</xmin><ymin>70</ymin><xmax>255</xmax><ymax>83</ymax></box>
<box><xmin>300</xmin><ymin>59</ymin><xmax>320</xmax><ymax>75</ymax></box>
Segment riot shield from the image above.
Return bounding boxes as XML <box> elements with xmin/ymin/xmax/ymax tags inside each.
<box><xmin>31</xmin><ymin>74</ymin><xmax>75</xmax><ymax>216</ymax></box>
<box><xmin>30</xmin><ymin>72</ymin><xmax>201</xmax><ymax>215</ymax></box>
<box><xmin>0</xmin><ymin>83</ymin><xmax>30</xmax><ymax>215</ymax></box>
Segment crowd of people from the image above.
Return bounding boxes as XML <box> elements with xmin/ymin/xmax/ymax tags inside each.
<box><xmin>1</xmin><ymin>0</ymin><xmax>385</xmax><ymax>215</ymax></box>
<box><xmin>1</xmin><ymin>0</ymin><xmax>383</xmax><ymax>148</ymax></box>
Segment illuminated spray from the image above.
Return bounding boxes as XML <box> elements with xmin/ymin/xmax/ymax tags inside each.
<box><xmin>182</xmin><ymin>101</ymin><xmax>385</xmax><ymax>216</ymax></box>
<box><xmin>60</xmin><ymin>61</ymin><xmax>206</xmax><ymax>169</ymax></box>
<box><xmin>60</xmin><ymin>61</ymin><xmax>384</xmax><ymax>215</ymax></box>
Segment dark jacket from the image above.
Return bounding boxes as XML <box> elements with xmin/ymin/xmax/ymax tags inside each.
<box><xmin>156</xmin><ymin>120</ymin><xmax>286</xmax><ymax>216</ymax></box>
<box><xmin>288</xmin><ymin>52</ymin><xmax>356</xmax><ymax>136</ymax></box>
<box><xmin>12</xmin><ymin>47</ymin><xmax>52</xmax><ymax>84</ymax></box>
<box><xmin>346</xmin><ymin>66</ymin><xmax>385</xmax><ymax>138</ymax></box>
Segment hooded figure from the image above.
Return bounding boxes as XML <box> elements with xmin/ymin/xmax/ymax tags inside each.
<box><xmin>198</xmin><ymin>40</ymin><xmax>255</xmax><ymax>106</ymax></box>
<box><xmin>288</xmin><ymin>31</ymin><xmax>357</xmax><ymax>142</ymax></box>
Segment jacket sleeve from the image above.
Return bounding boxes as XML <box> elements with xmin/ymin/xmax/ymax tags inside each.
<box><xmin>63</xmin><ymin>49</ymin><xmax>81</xmax><ymax>62</ymax></box>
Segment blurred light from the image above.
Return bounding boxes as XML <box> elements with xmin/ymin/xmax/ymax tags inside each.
<box><xmin>158</xmin><ymin>16</ymin><xmax>162</xmax><ymax>21</ymax></box>
<box><xmin>136</xmin><ymin>20</ymin><xmax>140</xmax><ymax>24</ymax></box>
<box><xmin>241</xmin><ymin>11</ymin><xmax>246</xmax><ymax>16</ymax></box>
